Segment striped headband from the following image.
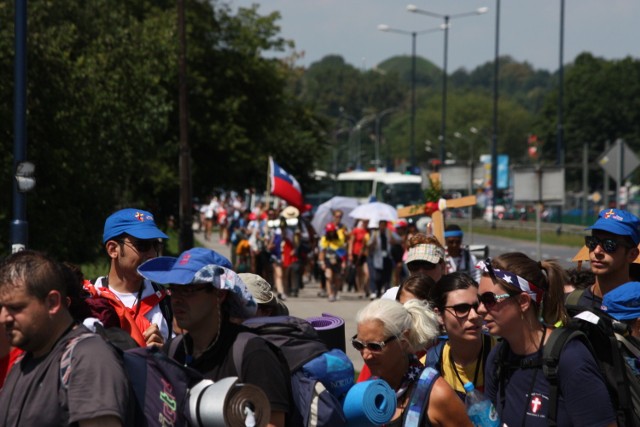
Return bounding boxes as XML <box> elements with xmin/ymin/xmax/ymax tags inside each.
<box><xmin>476</xmin><ymin>258</ymin><xmax>546</xmax><ymax>304</ymax></box>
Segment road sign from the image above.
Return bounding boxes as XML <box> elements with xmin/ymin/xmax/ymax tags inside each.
<box><xmin>598</xmin><ymin>139</ymin><xmax>640</xmax><ymax>182</ymax></box>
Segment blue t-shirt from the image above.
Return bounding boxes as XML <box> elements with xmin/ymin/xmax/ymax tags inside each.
<box><xmin>485</xmin><ymin>337</ymin><xmax>616</xmax><ymax>427</ymax></box>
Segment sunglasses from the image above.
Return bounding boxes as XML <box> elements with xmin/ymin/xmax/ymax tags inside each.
<box><xmin>351</xmin><ymin>334</ymin><xmax>397</xmax><ymax>352</ymax></box>
<box><xmin>444</xmin><ymin>302</ymin><xmax>480</xmax><ymax>317</ymax></box>
<box><xmin>585</xmin><ymin>235</ymin><xmax>629</xmax><ymax>254</ymax></box>
<box><xmin>169</xmin><ymin>284</ymin><xmax>211</xmax><ymax>296</ymax></box>
<box><xmin>407</xmin><ymin>261</ymin><xmax>438</xmax><ymax>272</ymax></box>
<box><xmin>119</xmin><ymin>238</ymin><xmax>163</xmax><ymax>254</ymax></box>
<box><xmin>478</xmin><ymin>291</ymin><xmax>513</xmax><ymax>309</ymax></box>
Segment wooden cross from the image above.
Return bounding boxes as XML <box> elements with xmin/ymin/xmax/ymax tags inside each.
<box><xmin>397</xmin><ymin>173</ymin><xmax>477</xmax><ymax>245</ymax></box>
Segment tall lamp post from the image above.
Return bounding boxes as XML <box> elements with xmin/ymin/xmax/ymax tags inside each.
<box><xmin>491</xmin><ymin>0</ymin><xmax>500</xmax><ymax>229</ymax></box>
<box><xmin>375</xmin><ymin>108</ymin><xmax>399</xmax><ymax>170</ymax></box>
<box><xmin>407</xmin><ymin>4</ymin><xmax>488</xmax><ymax>164</ymax></box>
<box><xmin>378</xmin><ymin>24</ymin><xmax>443</xmax><ymax>170</ymax></box>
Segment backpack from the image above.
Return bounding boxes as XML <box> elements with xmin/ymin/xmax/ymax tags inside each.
<box><xmin>494</xmin><ymin>305</ymin><xmax>640</xmax><ymax>427</ymax></box>
<box><xmin>235</xmin><ymin>316</ymin><xmax>353</xmax><ymax>427</ymax></box>
<box><xmin>543</xmin><ymin>305</ymin><xmax>640</xmax><ymax>427</ymax></box>
<box><xmin>61</xmin><ymin>333</ymin><xmax>203</xmax><ymax>427</ymax></box>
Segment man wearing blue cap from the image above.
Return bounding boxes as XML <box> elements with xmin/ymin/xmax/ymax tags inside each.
<box><xmin>444</xmin><ymin>224</ymin><xmax>480</xmax><ymax>282</ymax></box>
<box><xmin>602</xmin><ymin>281</ymin><xmax>640</xmax><ymax>338</ymax></box>
<box><xmin>138</xmin><ymin>248</ymin><xmax>290</xmax><ymax>427</ymax></box>
<box><xmin>91</xmin><ymin>208</ymin><xmax>172</xmax><ymax>347</ymax></box>
<box><xmin>572</xmin><ymin>208</ymin><xmax>640</xmax><ymax>308</ymax></box>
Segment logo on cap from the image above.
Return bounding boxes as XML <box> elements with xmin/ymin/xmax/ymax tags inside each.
<box><xmin>604</xmin><ymin>209</ymin><xmax>623</xmax><ymax>221</ymax></box>
<box><xmin>135</xmin><ymin>212</ymin><xmax>145</xmax><ymax>222</ymax></box>
<box><xmin>179</xmin><ymin>254</ymin><xmax>191</xmax><ymax>265</ymax></box>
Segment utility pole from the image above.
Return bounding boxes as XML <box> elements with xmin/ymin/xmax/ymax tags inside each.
<box><xmin>178</xmin><ymin>0</ymin><xmax>193</xmax><ymax>251</ymax></box>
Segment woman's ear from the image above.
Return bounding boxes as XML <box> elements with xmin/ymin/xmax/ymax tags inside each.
<box><xmin>517</xmin><ymin>292</ymin><xmax>532</xmax><ymax>314</ymax></box>
<box><xmin>434</xmin><ymin>307</ymin><xmax>445</xmax><ymax>326</ymax></box>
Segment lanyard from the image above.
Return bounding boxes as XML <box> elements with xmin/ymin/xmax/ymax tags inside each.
<box><xmin>449</xmin><ymin>338</ymin><xmax>484</xmax><ymax>390</ymax></box>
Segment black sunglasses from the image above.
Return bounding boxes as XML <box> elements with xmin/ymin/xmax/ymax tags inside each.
<box><xmin>169</xmin><ymin>284</ymin><xmax>211</xmax><ymax>296</ymax></box>
<box><xmin>478</xmin><ymin>291</ymin><xmax>513</xmax><ymax>309</ymax></box>
<box><xmin>119</xmin><ymin>238</ymin><xmax>163</xmax><ymax>253</ymax></box>
<box><xmin>444</xmin><ymin>302</ymin><xmax>479</xmax><ymax>317</ymax></box>
<box><xmin>351</xmin><ymin>334</ymin><xmax>397</xmax><ymax>352</ymax></box>
<box><xmin>407</xmin><ymin>261</ymin><xmax>438</xmax><ymax>272</ymax></box>
<box><xmin>585</xmin><ymin>236</ymin><xmax>629</xmax><ymax>254</ymax></box>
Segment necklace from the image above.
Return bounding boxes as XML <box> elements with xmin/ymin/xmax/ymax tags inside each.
<box><xmin>449</xmin><ymin>337</ymin><xmax>484</xmax><ymax>389</ymax></box>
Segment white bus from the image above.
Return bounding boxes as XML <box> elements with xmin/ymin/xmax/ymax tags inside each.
<box><xmin>336</xmin><ymin>171</ymin><xmax>423</xmax><ymax>207</ymax></box>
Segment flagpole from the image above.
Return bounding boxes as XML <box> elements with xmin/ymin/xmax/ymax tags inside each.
<box><xmin>266</xmin><ymin>156</ymin><xmax>272</xmax><ymax>209</ymax></box>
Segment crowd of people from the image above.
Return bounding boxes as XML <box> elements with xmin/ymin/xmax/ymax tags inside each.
<box><xmin>2</xmin><ymin>204</ymin><xmax>640</xmax><ymax>426</ymax></box>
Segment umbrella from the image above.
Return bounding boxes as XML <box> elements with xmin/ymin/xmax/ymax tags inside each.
<box><xmin>311</xmin><ymin>196</ymin><xmax>359</xmax><ymax>234</ymax></box>
<box><xmin>349</xmin><ymin>202</ymin><xmax>398</xmax><ymax>223</ymax></box>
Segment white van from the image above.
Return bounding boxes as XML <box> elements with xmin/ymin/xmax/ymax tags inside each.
<box><xmin>336</xmin><ymin>171</ymin><xmax>423</xmax><ymax>208</ymax></box>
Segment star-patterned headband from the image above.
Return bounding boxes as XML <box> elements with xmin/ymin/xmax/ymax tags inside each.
<box><xmin>476</xmin><ymin>258</ymin><xmax>546</xmax><ymax>304</ymax></box>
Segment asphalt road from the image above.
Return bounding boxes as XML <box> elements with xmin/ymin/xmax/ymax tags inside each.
<box><xmin>194</xmin><ymin>228</ymin><xmax>586</xmax><ymax>372</ymax></box>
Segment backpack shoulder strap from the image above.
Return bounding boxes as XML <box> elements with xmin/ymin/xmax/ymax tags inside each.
<box><xmin>403</xmin><ymin>367</ymin><xmax>440</xmax><ymax>427</ymax></box>
<box><xmin>425</xmin><ymin>339</ymin><xmax>446</xmax><ymax>371</ymax></box>
<box><xmin>60</xmin><ymin>333</ymin><xmax>100</xmax><ymax>389</ymax></box>
<box><xmin>232</xmin><ymin>331</ymin><xmax>258</xmax><ymax>376</ymax></box>
<box><xmin>565</xmin><ymin>288</ymin><xmax>585</xmax><ymax>306</ymax></box>
<box><xmin>542</xmin><ymin>327</ymin><xmax>589</xmax><ymax>427</ymax></box>
<box><xmin>150</xmin><ymin>281</ymin><xmax>173</xmax><ymax>328</ymax></box>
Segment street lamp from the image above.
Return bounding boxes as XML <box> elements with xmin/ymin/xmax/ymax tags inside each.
<box><xmin>351</xmin><ymin>114</ymin><xmax>376</xmax><ymax>170</ymax></box>
<box><xmin>455</xmin><ymin>129</ymin><xmax>482</xmax><ymax>243</ymax></box>
<box><xmin>378</xmin><ymin>24</ymin><xmax>443</xmax><ymax>170</ymax></box>
<box><xmin>407</xmin><ymin>4</ymin><xmax>488</xmax><ymax>164</ymax></box>
<box><xmin>374</xmin><ymin>108</ymin><xmax>399</xmax><ymax>170</ymax></box>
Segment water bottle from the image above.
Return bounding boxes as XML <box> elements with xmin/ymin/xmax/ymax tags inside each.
<box><xmin>463</xmin><ymin>381</ymin><xmax>500</xmax><ymax>427</ymax></box>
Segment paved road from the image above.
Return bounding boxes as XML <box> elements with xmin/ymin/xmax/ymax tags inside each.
<box><xmin>194</xmin><ymin>228</ymin><xmax>586</xmax><ymax>372</ymax></box>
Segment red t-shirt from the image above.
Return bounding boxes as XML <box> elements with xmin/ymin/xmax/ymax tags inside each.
<box><xmin>351</xmin><ymin>228</ymin><xmax>368</xmax><ymax>256</ymax></box>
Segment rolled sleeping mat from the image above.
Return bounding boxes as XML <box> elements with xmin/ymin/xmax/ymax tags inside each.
<box><xmin>188</xmin><ymin>377</ymin><xmax>271</xmax><ymax>427</ymax></box>
<box><xmin>342</xmin><ymin>379</ymin><xmax>396</xmax><ymax>427</ymax></box>
<box><xmin>306</xmin><ymin>313</ymin><xmax>346</xmax><ymax>352</ymax></box>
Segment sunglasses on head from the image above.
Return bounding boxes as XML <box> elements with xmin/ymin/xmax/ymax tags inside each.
<box><xmin>585</xmin><ymin>235</ymin><xmax>630</xmax><ymax>254</ymax></box>
<box><xmin>444</xmin><ymin>302</ymin><xmax>479</xmax><ymax>317</ymax></box>
<box><xmin>478</xmin><ymin>291</ymin><xmax>513</xmax><ymax>309</ymax></box>
<box><xmin>351</xmin><ymin>334</ymin><xmax>397</xmax><ymax>352</ymax></box>
<box><xmin>118</xmin><ymin>238</ymin><xmax>163</xmax><ymax>253</ymax></box>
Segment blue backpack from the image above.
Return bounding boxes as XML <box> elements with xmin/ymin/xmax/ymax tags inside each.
<box><xmin>235</xmin><ymin>316</ymin><xmax>353</xmax><ymax>427</ymax></box>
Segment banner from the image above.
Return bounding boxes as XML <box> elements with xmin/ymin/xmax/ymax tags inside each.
<box><xmin>269</xmin><ymin>157</ymin><xmax>303</xmax><ymax>208</ymax></box>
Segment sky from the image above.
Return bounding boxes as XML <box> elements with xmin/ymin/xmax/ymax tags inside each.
<box><xmin>229</xmin><ymin>0</ymin><xmax>640</xmax><ymax>73</ymax></box>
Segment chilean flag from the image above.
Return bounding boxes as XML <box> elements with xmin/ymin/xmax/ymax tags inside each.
<box><xmin>269</xmin><ymin>157</ymin><xmax>303</xmax><ymax>209</ymax></box>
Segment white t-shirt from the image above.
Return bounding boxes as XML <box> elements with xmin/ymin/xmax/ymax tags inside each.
<box><xmin>94</xmin><ymin>276</ymin><xmax>171</xmax><ymax>340</ymax></box>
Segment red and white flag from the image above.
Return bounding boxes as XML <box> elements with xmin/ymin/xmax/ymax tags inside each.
<box><xmin>269</xmin><ymin>157</ymin><xmax>303</xmax><ymax>208</ymax></box>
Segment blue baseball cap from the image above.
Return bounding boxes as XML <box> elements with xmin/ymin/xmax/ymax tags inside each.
<box><xmin>103</xmin><ymin>208</ymin><xmax>169</xmax><ymax>243</ymax></box>
<box><xmin>602</xmin><ymin>281</ymin><xmax>640</xmax><ymax>321</ymax></box>
<box><xmin>138</xmin><ymin>248</ymin><xmax>256</xmax><ymax>318</ymax></box>
<box><xmin>586</xmin><ymin>208</ymin><xmax>640</xmax><ymax>245</ymax></box>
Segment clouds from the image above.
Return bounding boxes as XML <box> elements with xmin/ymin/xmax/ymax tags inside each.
<box><xmin>231</xmin><ymin>0</ymin><xmax>640</xmax><ymax>72</ymax></box>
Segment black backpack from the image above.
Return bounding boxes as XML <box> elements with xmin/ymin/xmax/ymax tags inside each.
<box><xmin>494</xmin><ymin>305</ymin><xmax>640</xmax><ymax>427</ymax></box>
<box><xmin>544</xmin><ymin>305</ymin><xmax>640</xmax><ymax>427</ymax></box>
<box><xmin>235</xmin><ymin>316</ymin><xmax>352</xmax><ymax>427</ymax></box>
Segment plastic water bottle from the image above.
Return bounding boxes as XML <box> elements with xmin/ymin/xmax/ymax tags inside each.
<box><xmin>463</xmin><ymin>381</ymin><xmax>500</xmax><ymax>427</ymax></box>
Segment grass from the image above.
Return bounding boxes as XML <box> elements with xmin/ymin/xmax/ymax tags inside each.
<box><xmin>469</xmin><ymin>224</ymin><xmax>585</xmax><ymax>247</ymax></box>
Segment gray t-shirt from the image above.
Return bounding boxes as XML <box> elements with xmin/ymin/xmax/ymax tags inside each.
<box><xmin>0</xmin><ymin>325</ymin><xmax>129</xmax><ymax>426</ymax></box>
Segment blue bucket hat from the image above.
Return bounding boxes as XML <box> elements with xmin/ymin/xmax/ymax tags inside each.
<box><xmin>103</xmin><ymin>208</ymin><xmax>169</xmax><ymax>243</ymax></box>
<box><xmin>586</xmin><ymin>208</ymin><xmax>640</xmax><ymax>245</ymax></box>
<box><xmin>137</xmin><ymin>248</ymin><xmax>256</xmax><ymax>319</ymax></box>
<box><xmin>602</xmin><ymin>281</ymin><xmax>640</xmax><ymax>321</ymax></box>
